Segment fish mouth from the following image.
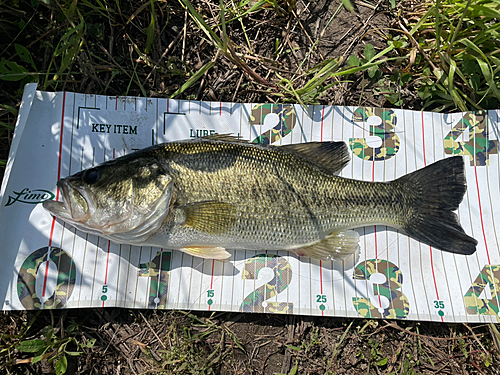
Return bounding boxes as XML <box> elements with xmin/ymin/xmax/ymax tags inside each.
<box><xmin>42</xmin><ymin>179</ymin><xmax>90</xmax><ymax>222</ymax></box>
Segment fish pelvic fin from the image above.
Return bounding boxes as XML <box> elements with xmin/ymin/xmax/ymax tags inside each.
<box><xmin>397</xmin><ymin>156</ymin><xmax>477</xmax><ymax>255</ymax></box>
<box><xmin>179</xmin><ymin>246</ymin><xmax>231</xmax><ymax>260</ymax></box>
<box><xmin>281</xmin><ymin>141</ymin><xmax>350</xmax><ymax>175</ymax></box>
<box><xmin>291</xmin><ymin>230</ymin><xmax>360</xmax><ymax>260</ymax></box>
<box><xmin>181</xmin><ymin>201</ymin><xmax>237</xmax><ymax>235</ymax></box>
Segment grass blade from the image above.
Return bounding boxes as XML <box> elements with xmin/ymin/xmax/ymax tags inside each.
<box><xmin>178</xmin><ymin>0</ymin><xmax>223</xmax><ymax>49</ymax></box>
<box><xmin>170</xmin><ymin>61</ymin><xmax>215</xmax><ymax>98</ymax></box>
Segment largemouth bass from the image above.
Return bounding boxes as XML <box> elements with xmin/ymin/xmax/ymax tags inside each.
<box><xmin>43</xmin><ymin>135</ymin><xmax>477</xmax><ymax>260</ymax></box>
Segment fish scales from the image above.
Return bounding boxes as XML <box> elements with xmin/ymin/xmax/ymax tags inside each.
<box><xmin>43</xmin><ymin>136</ymin><xmax>477</xmax><ymax>260</ymax></box>
<box><xmin>148</xmin><ymin>141</ymin><xmax>411</xmax><ymax>249</ymax></box>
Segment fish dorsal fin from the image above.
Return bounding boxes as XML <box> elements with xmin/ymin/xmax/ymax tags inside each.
<box><xmin>291</xmin><ymin>230</ymin><xmax>359</xmax><ymax>260</ymax></box>
<box><xmin>281</xmin><ymin>142</ymin><xmax>350</xmax><ymax>175</ymax></box>
<box><xmin>180</xmin><ymin>201</ymin><xmax>237</xmax><ymax>235</ymax></box>
<box><xmin>199</xmin><ymin>133</ymin><xmax>250</xmax><ymax>143</ymax></box>
<box><xmin>179</xmin><ymin>246</ymin><xmax>231</xmax><ymax>260</ymax></box>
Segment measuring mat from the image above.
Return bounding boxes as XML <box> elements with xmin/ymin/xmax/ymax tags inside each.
<box><xmin>1</xmin><ymin>83</ymin><xmax>499</xmax><ymax>322</ymax></box>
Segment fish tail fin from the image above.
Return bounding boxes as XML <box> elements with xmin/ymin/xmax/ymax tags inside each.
<box><xmin>397</xmin><ymin>156</ymin><xmax>477</xmax><ymax>255</ymax></box>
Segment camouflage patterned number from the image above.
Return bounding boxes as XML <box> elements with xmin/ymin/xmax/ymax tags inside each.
<box><xmin>17</xmin><ymin>247</ymin><xmax>76</xmax><ymax>310</ymax></box>
<box><xmin>249</xmin><ymin>104</ymin><xmax>297</xmax><ymax>145</ymax></box>
<box><xmin>463</xmin><ymin>265</ymin><xmax>500</xmax><ymax>316</ymax></box>
<box><xmin>138</xmin><ymin>250</ymin><xmax>171</xmax><ymax>309</ymax></box>
<box><xmin>444</xmin><ymin>111</ymin><xmax>499</xmax><ymax>166</ymax></box>
<box><xmin>349</xmin><ymin>107</ymin><xmax>400</xmax><ymax>161</ymax></box>
<box><xmin>239</xmin><ymin>254</ymin><xmax>293</xmax><ymax>313</ymax></box>
<box><xmin>352</xmin><ymin>259</ymin><xmax>410</xmax><ymax>319</ymax></box>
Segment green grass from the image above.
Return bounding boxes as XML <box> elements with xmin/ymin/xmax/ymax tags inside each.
<box><xmin>395</xmin><ymin>0</ymin><xmax>500</xmax><ymax>110</ymax></box>
<box><xmin>1</xmin><ymin>0</ymin><xmax>499</xmax><ymax>110</ymax></box>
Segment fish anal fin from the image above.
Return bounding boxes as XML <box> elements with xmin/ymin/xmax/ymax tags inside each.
<box><xmin>281</xmin><ymin>142</ymin><xmax>350</xmax><ymax>175</ymax></box>
<box><xmin>179</xmin><ymin>246</ymin><xmax>231</xmax><ymax>260</ymax></box>
<box><xmin>181</xmin><ymin>201</ymin><xmax>236</xmax><ymax>235</ymax></box>
<box><xmin>292</xmin><ymin>230</ymin><xmax>359</xmax><ymax>260</ymax></box>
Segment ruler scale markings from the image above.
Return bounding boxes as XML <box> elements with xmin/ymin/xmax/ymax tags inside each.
<box><xmin>341</xmin><ymin>106</ymin><xmax>352</xmax><ymax>316</ymax></box>
<box><xmin>328</xmin><ymin>106</ymin><xmax>336</xmax><ymax>316</ymax></box>
<box><xmin>433</xmin><ymin>112</ymin><xmax>457</xmax><ymax>321</ymax></box>
<box><xmin>474</xmin><ymin>164</ymin><xmax>500</xmax><ymax>321</ymax></box>
<box><xmin>42</xmin><ymin>92</ymin><xmax>67</xmax><ymax>299</ymax></box>
<box><xmin>438</xmin><ymin>113</ymin><xmax>458</xmax><ymax>321</ymax></box>
<box><xmin>445</xmin><ymin>112</ymin><xmax>474</xmax><ymax>321</ymax></box>
<box><xmin>146</xmin><ymin>246</ymin><xmax>154</xmax><ymax>309</ymax></box>
<box><xmin>444</xmin><ymin>131</ymin><xmax>469</xmax><ymax>320</ymax></box>
<box><xmin>485</xmin><ymin>112</ymin><xmax>500</xmax><ymax>260</ymax></box>
<box><xmin>165</xmin><ymin>99</ymin><xmax>168</xmax><ymax>134</ymax></box>
<box><xmin>133</xmin><ymin>247</ymin><xmax>145</xmax><ymax>307</ymax></box>
<box><xmin>410</xmin><ymin>110</ymin><xmax>431</xmax><ymax>319</ymax></box>
<box><xmin>90</xmin><ymin>235</ymin><xmax>103</xmax><ymax>308</ymax></box>
<box><xmin>381</xmin><ymin>108</ymin><xmax>393</xmax><ymax>316</ymax></box>
<box><xmin>97</xmin><ymin>148</ymin><xmax>116</xmax><ymax>307</ymax></box>
<box><xmin>455</xmin><ymin>111</ymin><xmax>490</xmax><ymax>322</ymax></box>
<box><xmin>318</xmin><ymin>105</ymin><xmax>325</xmax><ymax>315</ymax></box>
<box><xmin>414</xmin><ymin>111</ymin><xmax>432</xmax><ymax>319</ymax></box>
<box><xmin>56</xmin><ymin>92</ymin><xmax>76</xmax><ymax>308</ymax></box>
<box><xmin>400</xmin><ymin>108</ymin><xmax>418</xmax><ymax>320</ymax></box>
<box><xmin>420</xmin><ymin>111</ymin><xmax>444</xmax><ymax>322</ymax></box>
<box><xmin>114</xmin><ymin>244</ymin><xmax>123</xmax><ymax>307</ymax></box>
<box><xmin>370</xmin><ymin>108</ymin><xmax>381</xmax><ymax>312</ymax></box>
<box><xmin>173</xmin><ymin>252</ymin><xmax>183</xmax><ymax>309</ymax></box>
<box><xmin>208</xmin><ymin>259</ymin><xmax>215</xmax><ymax>311</ymax></box>
<box><xmin>459</xmin><ymin>113</ymin><xmax>484</xmax><ymax>322</ymax></box>
<box><xmin>102</xmin><ymin>241</ymin><xmax>111</xmax><ymax>307</ymax></box>
<box><xmin>166</xmin><ymin>250</ymin><xmax>175</xmax><ymax>309</ymax></box>
<box><xmin>474</xmin><ymin>167</ymin><xmax>492</xmax><ymax>263</ymax></box>
<box><xmin>191</xmin><ymin>257</ymin><xmax>202</xmax><ymax>310</ymax></box>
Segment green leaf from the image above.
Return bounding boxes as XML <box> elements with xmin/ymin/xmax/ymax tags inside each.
<box><xmin>367</xmin><ymin>66</ymin><xmax>379</xmax><ymax>79</ymax></box>
<box><xmin>0</xmin><ymin>104</ymin><xmax>18</xmax><ymax>117</ymax></box>
<box><xmin>55</xmin><ymin>355</ymin><xmax>68</xmax><ymax>375</ymax></box>
<box><xmin>401</xmin><ymin>73</ymin><xmax>412</xmax><ymax>83</ymax></box>
<box><xmin>285</xmin><ymin>344</ymin><xmax>302</xmax><ymax>351</ymax></box>
<box><xmin>347</xmin><ymin>55</ymin><xmax>360</xmax><ymax>67</ymax></box>
<box><xmin>377</xmin><ymin>357</ymin><xmax>388</xmax><ymax>366</ymax></box>
<box><xmin>0</xmin><ymin>59</ymin><xmax>29</xmax><ymax>81</ymax></box>
<box><xmin>65</xmin><ymin>351</ymin><xmax>83</xmax><ymax>356</ymax></box>
<box><xmin>364</xmin><ymin>44</ymin><xmax>375</xmax><ymax>61</ymax></box>
<box><xmin>86</xmin><ymin>338</ymin><xmax>96</xmax><ymax>348</ymax></box>
<box><xmin>54</xmin><ymin>21</ymin><xmax>85</xmax><ymax>57</ymax></box>
<box><xmin>0</xmin><ymin>121</ymin><xmax>15</xmax><ymax>130</ymax></box>
<box><xmin>16</xmin><ymin>339</ymin><xmax>47</xmax><ymax>353</ymax></box>
<box><xmin>15</xmin><ymin>44</ymin><xmax>37</xmax><ymax>70</ymax></box>
<box><xmin>43</xmin><ymin>327</ymin><xmax>55</xmax><ymax>346</ymax></box>
<box><xmin>31</xmin><ymin>354</ymin><xmax>44</xmax><ymax>364</ymax></box>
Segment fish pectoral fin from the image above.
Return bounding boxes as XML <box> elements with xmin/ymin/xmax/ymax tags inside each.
<box><xmin>281</xmin><ymin>142</ymin><xmax>350</xmax><ymax>175</ymax></box>
<box><xmin>292</xmin><ymin>230</ymin><xmax>360</xmax><ymax>260</ymax></box>
<box><xmin>179</xmin><ymin>246</ymin><xmax>231</xmax><ymax>260</ymax></box>
<box><xmin>181</xmin><ymin>201</ymin><xmax>236</xmax><ymax>235</ymax></box>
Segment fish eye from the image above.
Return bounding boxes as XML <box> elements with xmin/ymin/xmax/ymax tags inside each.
<box><xmin>82</xmin><ymin>168</ymin><xmax>100</xmax><ymax>184</ymax></box>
